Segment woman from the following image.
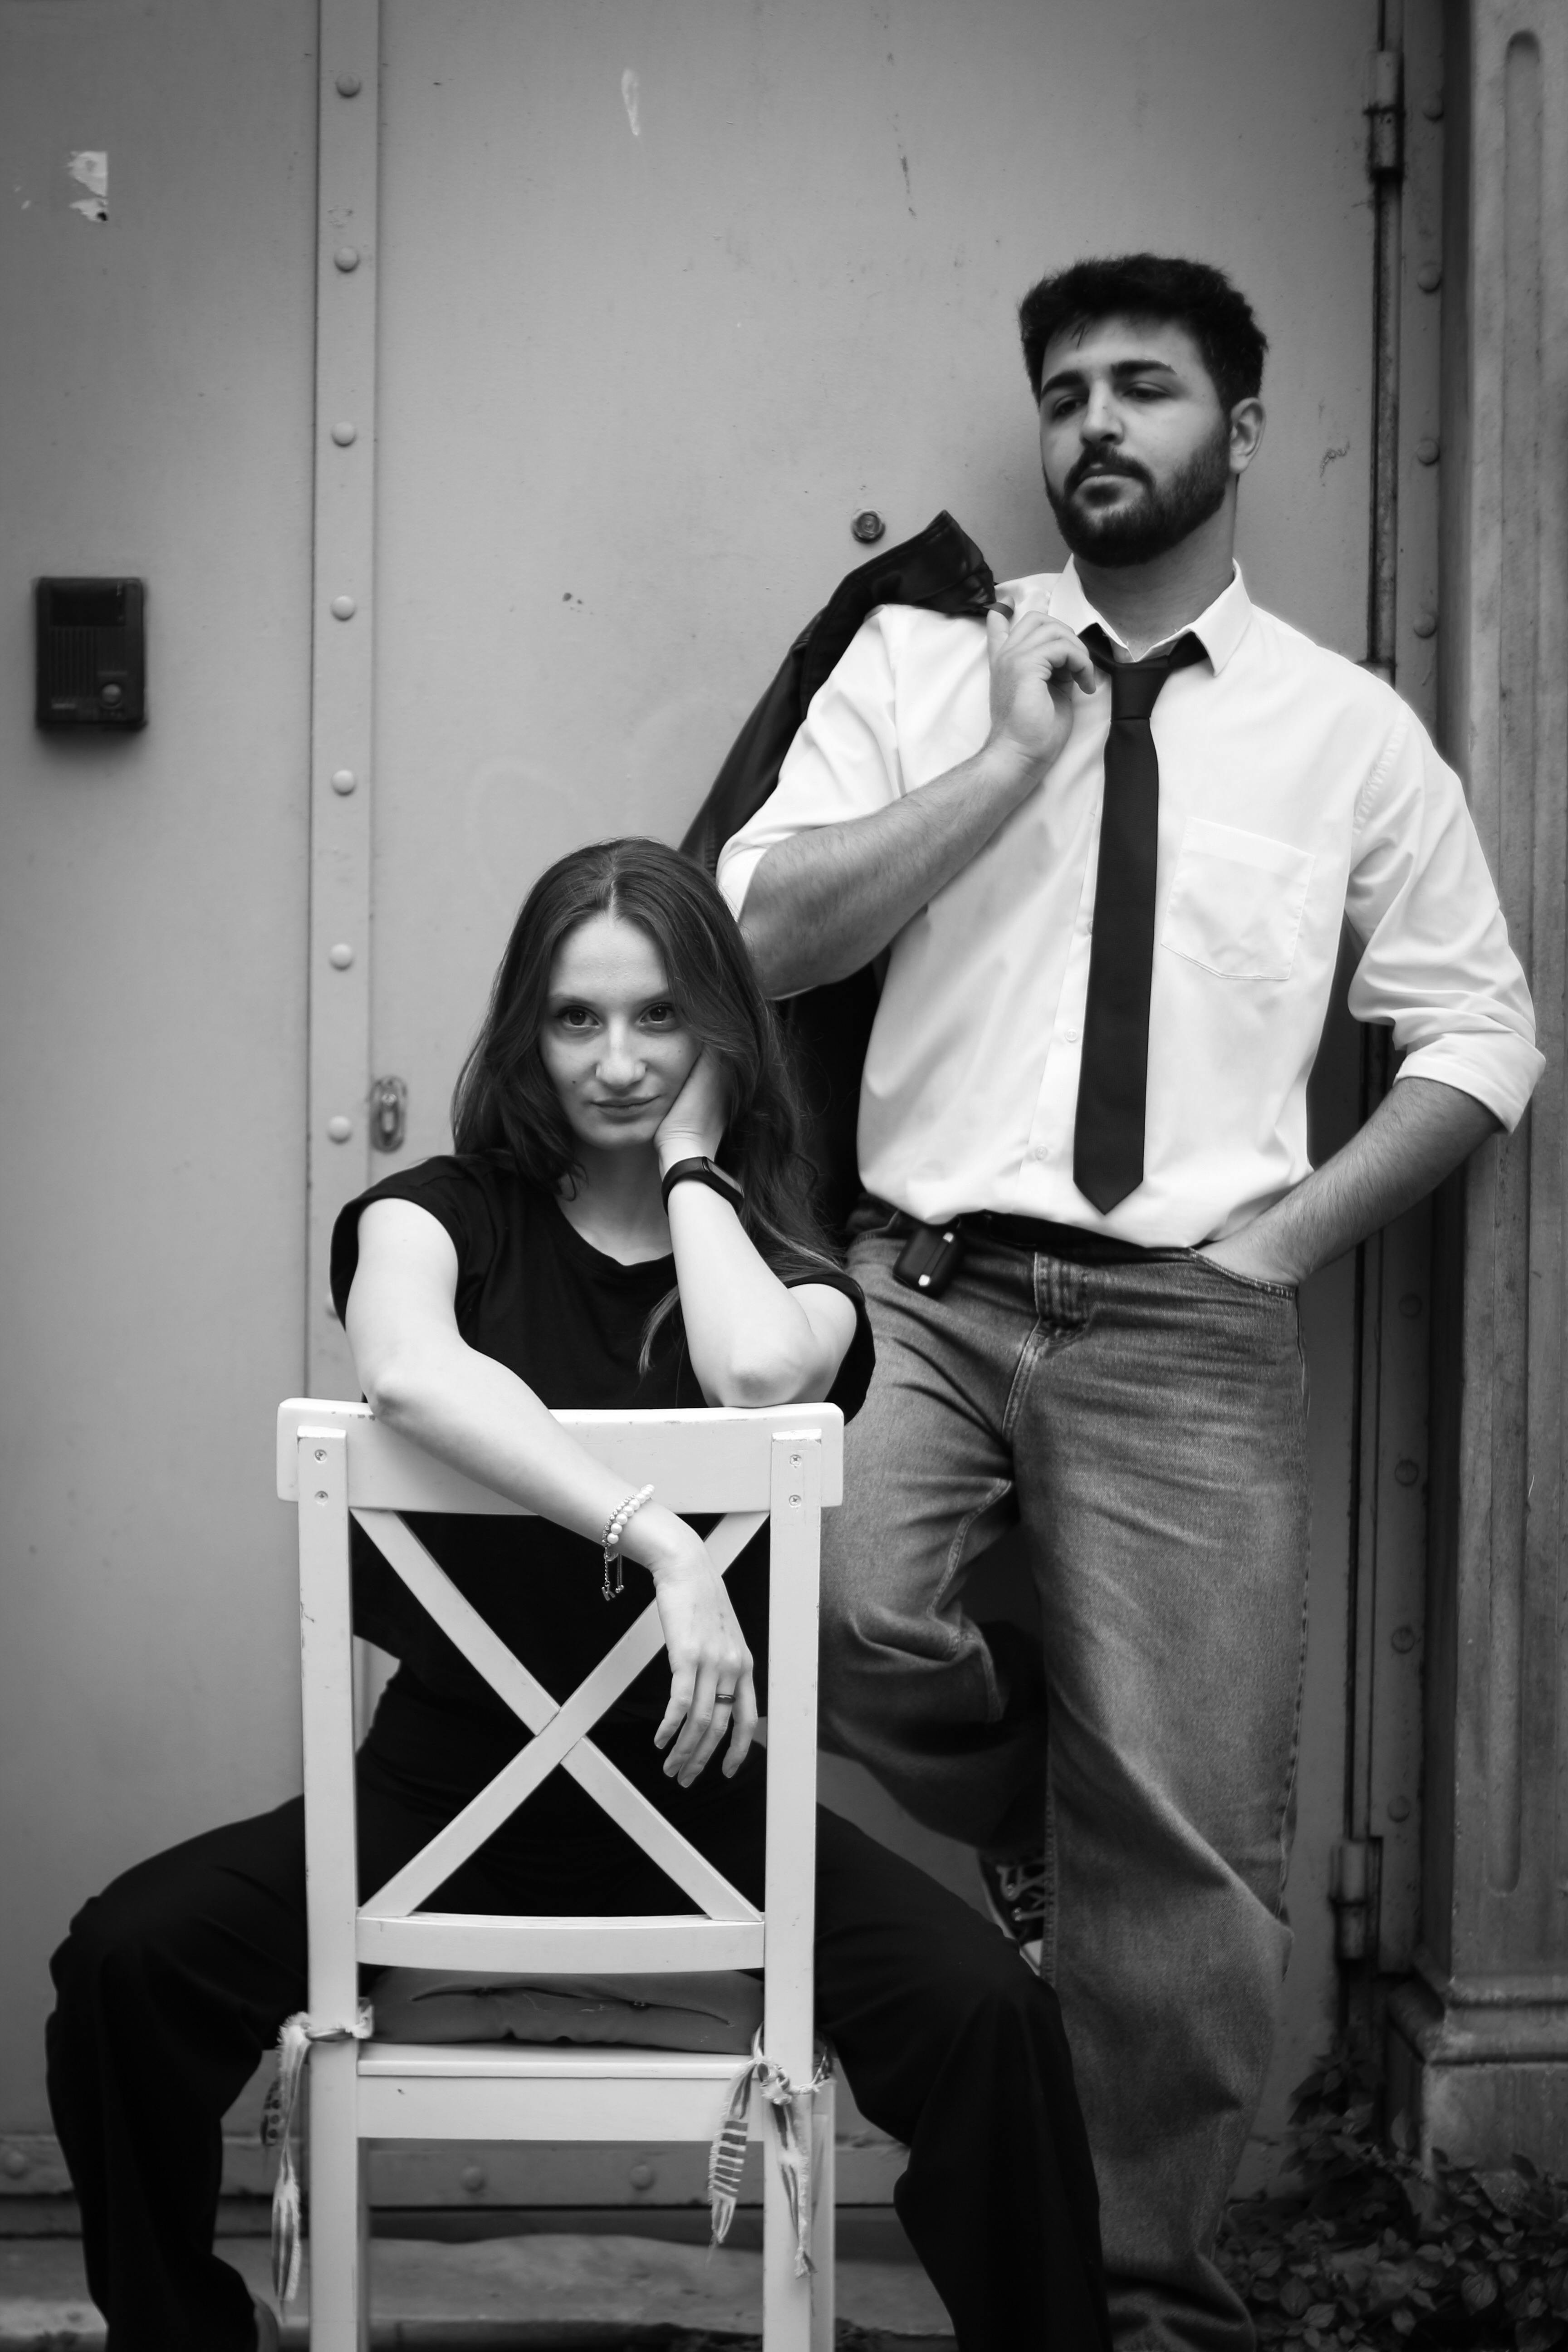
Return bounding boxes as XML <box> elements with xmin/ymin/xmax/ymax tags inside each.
<box><xmin>47</xmin><ymin>840</ymin><xmax>1109</xmax><ymax>2352</ymax></box>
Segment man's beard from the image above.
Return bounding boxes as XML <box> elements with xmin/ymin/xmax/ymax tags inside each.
<box><xmin>1045</xmin><ymin>422</ymin><xmax>1232</xmax><ymax>567</ymax></box>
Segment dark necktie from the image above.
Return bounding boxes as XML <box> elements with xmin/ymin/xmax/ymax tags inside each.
<box><xmin>1072</xmin><ymin>626</ymin><xmax>1205</xmax><ymax>1215</ymax></box>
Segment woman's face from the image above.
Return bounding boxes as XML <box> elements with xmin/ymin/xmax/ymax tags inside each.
<box><xmin>539</xmin><ymin>911</ymin><xmax>701</xmax><ymax>1158</ymax></box>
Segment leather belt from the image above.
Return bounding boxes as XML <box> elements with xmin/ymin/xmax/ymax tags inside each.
<box><xmin>887</xmin><ymin>1207</ymin><xmax>1178</xmax><ymax>1269</ymax></box>
<box><xmin>967</xmin><ymin>1210</ymin><xmax>1178</xmax><ymax>1266</ymax></box>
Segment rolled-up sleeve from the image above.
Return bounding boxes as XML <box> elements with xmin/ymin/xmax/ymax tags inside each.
<box><xmin>715</xmin><ymin>613</ymin><xmax>904</xmax><ymax>921</ymax></box>
<box><xmin>1344</xmin><ymin>709</ymin><xmax>1544</xmax><ymax>1130</ymax></box>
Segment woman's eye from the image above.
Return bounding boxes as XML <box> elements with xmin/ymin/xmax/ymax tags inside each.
<box><xmin>558</xmin><ymin>1006</ymin><xmax>595</xmax><ymax>1031</ymax></box>
<box><xmin>642</xmin><ymin>1002</ymin><xmax>678</xmax><ymax>1027</ymax></box>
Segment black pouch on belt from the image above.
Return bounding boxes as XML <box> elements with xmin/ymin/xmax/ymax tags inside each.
<box><xmin>892</xmin><ymin>1217</ymin><xmax>967</xmax><ymax>1298</ymax></box>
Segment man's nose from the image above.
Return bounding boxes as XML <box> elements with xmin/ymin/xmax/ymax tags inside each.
<box><xmin>1081</xmin><ymin>385</ymin><xmax>1121</xmax><ymax>441</ymax></box>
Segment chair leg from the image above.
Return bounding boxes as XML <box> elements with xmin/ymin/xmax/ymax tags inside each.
<box><xmin>306</xmin><ymin>2041</ymin><xmax>369</xmax><ymax>2352</ymax></box>
<box><xmin>810</xmin><ymin>2075</ymin><xmax>836</xmax><ymax>2352</ymax></box>
<box><xmin>760</xmin><ymin>2092</ymin><xmax>810</xmax><ymax>2352</ymax></box>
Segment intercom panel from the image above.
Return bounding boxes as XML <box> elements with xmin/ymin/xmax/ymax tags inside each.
<box><xmin>34</xmin><ymin>578</ymin><xmax>147</xmax><ymax>729</ymax></box>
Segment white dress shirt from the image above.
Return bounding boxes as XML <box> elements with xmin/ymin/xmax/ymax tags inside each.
<box><xmin>717</xmin><ymin>561</ymin><xmax>1543</xmax><ymax>1245</ymax></box>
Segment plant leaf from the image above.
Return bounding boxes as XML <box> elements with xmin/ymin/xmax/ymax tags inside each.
<box><xmin>1460</xmin><ymin>2267</ymin><xmax>1499</xmax><ymax>2312</ymax></box>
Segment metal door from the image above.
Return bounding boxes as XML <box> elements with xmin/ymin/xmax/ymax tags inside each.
<box><xmin>321</xmin><ymin>0</ymin><xmax>1403</xmax><ymax>2199</ymax></box>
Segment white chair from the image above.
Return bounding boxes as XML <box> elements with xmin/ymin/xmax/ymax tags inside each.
<box><xmin>276</xmin><ymin>1397</ymin><xmax>841</xmax><ymax>2352</ymax></box>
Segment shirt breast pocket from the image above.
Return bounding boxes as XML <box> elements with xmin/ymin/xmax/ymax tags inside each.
<box><xmin>1159</xmin><ymin>817</ymin><xmax>1316</xmax><ymax>983</ymax></box>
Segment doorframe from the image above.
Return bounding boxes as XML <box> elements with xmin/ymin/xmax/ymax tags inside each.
<box><xmin>1337</xmin><ymin>0</ymin><xmax>1450</xmax><ymax>2034</ymax></box>
<box><xmin>307</xmin><ymin>0</ymin><xmax>381</xmax><ymax>1402</ymax></box>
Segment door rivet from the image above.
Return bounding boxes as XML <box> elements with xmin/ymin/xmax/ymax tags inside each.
<box><xmin>1398</xmin><ymin>1293</ymin><xmax>1423</xmax><ymax>1317</ymax></box>
<box><xmin>1411</xmin><ymin>610</ymin><xmax>1438</xmax><ymax>640</ymax></box>
<box><xmin>629</xmin><ymin>2161</ymin><xmax>656</xmax><ymax>2190</ymax></box>
<box><xmin>327</xmin><ymin>1115</ymin><xmax>353</xmax><ymax>1142</ymax></box>
<box><xmin>1391</xmin><ymin>1624</ymin><xmax>1416</xmax><ymax>1653</ymax></box>
<box><xmin>851</xmin><ymin>510</ymin><xmax>885</xmax><ymax>544</ymax></box>
<box><xmin>335</xmin><ymin>72</ymin><xmax>363</xmax><ymax>97</ymax></box>
<box><xmin>1416</xmin><ymin>262</ymin><xmax>1441</xmax><ymax>293</ymax></box>
<box><xmin>331</xmin><ymin>595</ymin><xmax>357</xmax><ymax>621</ymax></box>
<box><xmin>334</xmin><ymin>245</ymin><xmax>361</xmax><ymax>273</ymax></box>
<box><xmin>1387</xmin><ymin>1795</ymin><xmax>1412</xmax><ymax>1823</ymax></box>
<box><xmin>329</xmin><ymin>942</ymin><xmax>354</xmax><ymax>970</ymax></box>
<box><xmin>331</xmin><ymin>420</ymin><xmax>358</xmax><ymax>447</ymax></box>
<box><xmin>1414</xmin><ymin>438</ymin><xmax>1440</xmax><ymax>466</ymax></box>
<box><xmin>460</xmin><ymin>2163</ymin><xmax>485</xmax><ymax>2191</ymax></box>
<box><xmin>330</xmin><ymin>768</ymin><xmax>357</xmax><ymax>795</ymax></box>
<box><xmin>1421</xmin><ymin>91</ymin><xmax>1443</xmax><ymax>121</ymax></box>
<box><xmin>1394</xmin><ymin>1458</ymin><xmax>1419</xmax><ymax>1486</ymax></box>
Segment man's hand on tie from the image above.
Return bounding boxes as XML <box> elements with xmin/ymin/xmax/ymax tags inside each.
<box><xmin>984</xmin><ymin>601</ymin><xmax>1097</xmax><ymax>783</ymax></box>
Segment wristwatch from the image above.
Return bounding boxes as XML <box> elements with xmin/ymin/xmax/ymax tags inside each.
<box><xmin>660</xmin><ymin>1156</ymin><xmax>745</xmax><ymax>1213</ymax></box>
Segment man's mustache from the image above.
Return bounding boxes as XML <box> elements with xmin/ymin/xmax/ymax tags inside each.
<box><xmin>1064</xmin><ymin>453</ymin><xmax>1152</xmax><ymax>497</ymax></box>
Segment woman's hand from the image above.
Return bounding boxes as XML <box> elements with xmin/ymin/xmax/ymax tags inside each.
<box><xmin>641</xmin><ymin>1521</ymin><xmax>757</xmax><ymax>1784</ymax></box>
<box><xmin>654</xmin><ymin>1048</ymin><xmax>730</xmax><ymax>1172</ymax></box>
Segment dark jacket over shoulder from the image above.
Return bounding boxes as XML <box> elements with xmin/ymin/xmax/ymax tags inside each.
<box><xmin>682</xmin><ymin>511</ymin><xmax>995</xmax><ymax>1232</ymax></box>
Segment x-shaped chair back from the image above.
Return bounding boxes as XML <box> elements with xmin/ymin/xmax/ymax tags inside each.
<box><xmin>276</xmin><ymin>1400</ymin><xmax>841</xmax><ymax>2082</ymax></box>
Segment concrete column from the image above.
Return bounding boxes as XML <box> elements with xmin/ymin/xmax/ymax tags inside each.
<box><xmin>1387</xmin><ymin>0</ymin><xmax>1568</xmax><ymax>2166</ymax></box>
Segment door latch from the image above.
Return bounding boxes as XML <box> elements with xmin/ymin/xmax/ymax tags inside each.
<box><xmin>1365</xmin><ymin>49</ymin><xmax>1404</xmax><ymax>183</ymax></box>
<box><xmin>370</xmin><ymin>1076</ymin><xmax>407</xmax><ymax>1154</ymax></box>
<box><xmin>1329</xmin><ymin>1838</ymin><xmax>1382</xmax><ymax>1964</ymax></box>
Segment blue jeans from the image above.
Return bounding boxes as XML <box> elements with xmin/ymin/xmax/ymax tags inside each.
<box><xmin>820</xmin><ymin>1215</ymin><xmax>1311</xmax><ymax>2352</ymax></box>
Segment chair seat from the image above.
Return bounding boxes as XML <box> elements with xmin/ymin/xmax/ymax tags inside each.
<box><xmin>353</xmin><ymin>2039</ymin><xmax>778</xmax><ymax>2145</ymax></box>
<box><xmin>359</xmin><ymin>2040</ymin><xmax>750</xmax><ymax>2081</ymax></box>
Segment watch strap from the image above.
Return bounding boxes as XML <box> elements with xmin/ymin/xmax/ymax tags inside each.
<box><xmin>661</xmin><ymin>1156</ymin><xmax>745</xmax><ymax>1213</ymax></box>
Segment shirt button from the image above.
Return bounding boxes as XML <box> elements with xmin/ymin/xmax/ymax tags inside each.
<box><xmin>1062</xmin><ymin>1028</ymin><xmax>1080</xmax><ymax>1045</ymax></box>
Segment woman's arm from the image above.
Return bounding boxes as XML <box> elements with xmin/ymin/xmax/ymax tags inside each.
<box><xmin>345</xmin><ymin>1196</ymin><xmax>756</xmax><ymax>1784</ymax></box>
<box><xmin>653</xmin><ymin>1057</ymin><xmax>858</xmax><ymax>1405</ymax></box>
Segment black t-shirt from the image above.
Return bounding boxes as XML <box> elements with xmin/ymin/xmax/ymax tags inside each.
<box><xmin>328</xmin><ymin>1152</ymin><xmax>873</xmax><ymax>1732</ymax></box>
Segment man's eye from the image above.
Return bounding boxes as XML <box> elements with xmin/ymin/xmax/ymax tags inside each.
<box><xmin>1049</xmin><ymin>396</ymin><xmax>1082</xmax><ymax>419</ymax></box>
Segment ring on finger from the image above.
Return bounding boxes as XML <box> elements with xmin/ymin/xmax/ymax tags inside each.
<box><xmin>715</xmin><ymin>1688</ymin><xmax>737</xmax><ymax>1705</ymax></box>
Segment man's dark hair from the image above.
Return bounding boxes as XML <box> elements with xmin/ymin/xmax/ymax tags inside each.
<box><xmin>1018</xmin><ymin>254</ymin><xmax>1267</xmax><ymax>414</ymax></box>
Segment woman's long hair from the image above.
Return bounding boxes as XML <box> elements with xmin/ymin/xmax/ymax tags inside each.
<box><xmin>451</xmin><ymin>838</ymin><xmax>838</xmax><ymax>1357</ymax></box>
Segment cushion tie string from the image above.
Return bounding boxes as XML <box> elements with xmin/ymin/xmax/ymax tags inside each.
<box><xmin>708</xmin><ymin>2033</ymin><xmax>831</xmax><ymax>2276</ymax></box>
<box><xmin>261</xmin><ymin>2003</ymin><xmax>374</xmax><ymax>2303</ymax></box>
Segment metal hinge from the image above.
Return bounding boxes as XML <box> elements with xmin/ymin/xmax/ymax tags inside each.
<box><xmin>370</xmin><ymin>1075</ymin><xmax>407</xmax><ymax>1154</ymax></box>
<box><xmin>1328</xmin><ymin>1837</ymin><xmax>1383</xmax><ymax>1964</ymax></box>
<box><xmin>1367</xmin><ymin>49</ymin><xmax>1404</xmax><ymax>182</ymax></box>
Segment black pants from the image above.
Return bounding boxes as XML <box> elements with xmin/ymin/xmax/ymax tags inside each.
<box><xmin>47</xmin><ymin>1673</ymin><xmax>1110</xmax><ymax>2352</ymax></box>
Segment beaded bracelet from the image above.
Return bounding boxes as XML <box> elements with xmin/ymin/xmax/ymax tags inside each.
<box><xmin>601</xmin><ymin>1483</ymin><xmax>655</xmax><ymax>1602</ymax></box>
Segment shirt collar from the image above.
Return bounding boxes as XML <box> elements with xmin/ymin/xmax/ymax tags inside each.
<box><xmin>1042</xmin><ymin>557</ymin><xmax>1253</xmax><ymax>675</ymax></box>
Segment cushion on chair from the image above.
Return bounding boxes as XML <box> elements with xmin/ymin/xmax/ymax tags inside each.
<box><xmin>369</xmin><ymin>1967</ymin><xmax>764</xmax><ymax>2053</ymax></box>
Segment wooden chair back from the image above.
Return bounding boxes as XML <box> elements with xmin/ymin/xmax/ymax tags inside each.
<box><xmin>276</xmin><ymin>1398</ymin><xmax>842</xmax><ymax>2103</ymax></box>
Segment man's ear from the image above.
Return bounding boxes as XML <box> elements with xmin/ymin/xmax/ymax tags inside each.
<box><xmin>1229</xmin><ymin>398</ymin><xmax>1265</xmax><ymax>477</ymax></box>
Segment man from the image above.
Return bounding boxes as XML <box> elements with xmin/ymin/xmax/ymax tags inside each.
<box><xmin>716</xmin><ymin>255</ymin><xmax>1541</xmax><ymax>2352</ymax></box>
